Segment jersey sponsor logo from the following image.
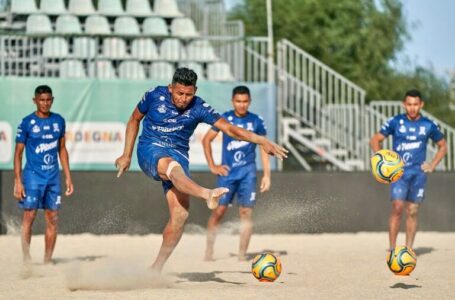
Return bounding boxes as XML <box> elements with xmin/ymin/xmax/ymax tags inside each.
<box><xmin>228</xmin><ymin>116</ymin><xmax>233</xmax><ymax>121</ymax></box>
<box><xmin>419</xmin><ymin>126</ymin><xmax>426</xmax><ymax>135</ymax></box>
<box><xmin>396</xmin><ymin>141</ymin><xmax>422</xmax><ymax>151</ymax></box>
<box><xmin>151</xmin><ymin>125</ymin><xmax>184</xmax><ymax>133</ymax></box>
<box><xmin>32</xmin><ymin>125</ymin><xmax>41</xmax><ymax>133</ymax></box>
<box><xmin>41</xmin><ymin>134</ymin><xmax>54</xmax><ymax>139</ymax></box>
<box><xmin>158</xmin><ymin>104</ymin><xmax>167</xmax><ymax>113</ymax></box>
<box><xmin>399</xmin><ymin>125</ymin><xmax>406</xmax><ymax>133</ymax></box>
<box><xmin>232</xmin><ymin>150</ymin><xmax>246</xmax><ymax>167</ymax></box>
<box><xmin>42</xmin><ymin>153</ymin><xmax>55</xmax><ymax>170</ymax></box>
<box><xmin>402</xmin><ymin>152</ymin><xmax>412</xmax><ymax>163</ymax></box>
<box><xmin>182</xmin><ymin>109</ymin><xmax>191</xmax><ymax>118</ymax></box>
<box><xmin>165</xmin><ymin>118</ymin><xmax>177</xmax><ymax>123</ymax></box>
<box><xmin>159</xmin><ymin>95</ymin><xmax>165</xmax><ymax>101</ymax></box>
<box><xmin>35</xmin><ymin>140</ymin><xmax>58</xmax><ymax>154</ymax></box>
<box><xmin>227</xmin><ymin>140</ymin><xmax>249</xmax><ymax>151</ymax></box>
<box><xmin>406</xmin><ymin>135</ymin><xmax>416</xmax><ymax>141</ymax></box>
<box><xmin>246</xmin><ymin>122</ymin><xmax>254</xmax><ymax>131</ymax></box>
<box><xmin>30</xmin><ymin>119</ymin><xmax>36</xmax><ymax>125</ymax></box>
<box><xmin>409</xmin><ymin>127</ymin><xmax>416</xmax><ymax>132</ymax></box>
<box><xmin>53</xmin><ymin>123</ymin><xmax>60</xmax><ymax>133</ymax></box>
<box><xmin>43</xmin><ymin>125</ymin><xmax>50</xmax><ymax>130</ymax></box>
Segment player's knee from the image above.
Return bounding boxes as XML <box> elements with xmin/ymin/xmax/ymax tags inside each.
<box><xmin>166</xmin><ymin>161</ymin><xmax>183</xmax><ymax>180</ymax></box>
<box><xmin>171</xmin><ymin>207</ymin><xmax>189</xmax><ymax>224</ymax></box>
<box><xmin>407</xmin><ymin>205</ymin><xmax>419</xmax><ymax>218</ymax></box>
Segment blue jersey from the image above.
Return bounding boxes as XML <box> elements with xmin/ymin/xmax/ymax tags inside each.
<box><xmin>380</xmin><ymin>113</ymin><xmax>444</xmax><ymax>170</ymax></box>
<box><xmin>213</xmin><ymin>110</ymin><xmax>267</xmax><ymax>179</ymax></box>
<box><xmin>15</xmin><ymin>112</ymin><xmax>66</xmax><ymax>183</ymax></box>
<box><xmin>137</xmin><ymin>86</ymin><xmax>221</xmax><ymax>157</ymax></box>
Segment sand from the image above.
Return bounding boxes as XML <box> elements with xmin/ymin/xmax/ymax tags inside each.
<box><xmin>0</xmin><ymin>231</ymin><xmax>454</xmax><ymax>299</ymax></box>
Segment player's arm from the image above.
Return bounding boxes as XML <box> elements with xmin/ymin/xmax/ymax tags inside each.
<box><xmin>259</xmin><ymin>145</ymin><xmax>271</xmax><ymax>193</ymax></box>
<box><xmin>59</xmin><ymin>136</ymin><xmax>74</xmax><ymax>196</ymax></box>
<box><xmin>13</xmin><ymin>143</ymin><xmax>26</xmax><ymax>200</ymax></box>
<box><xmin>421</xmin><ymin>138</ymin><xmax>448</xmax><ymax>173</ymax></box>
<box><xmin>115</xmin><ymin>107</ymin><xmax>145</xmax><ymax>177</ymax></box>
<box><xmin>202</xmin><ymin>128</ymin><xmax>229</xmax><ymax>176</ymax></box>
<box><xmin>213</xmin><ymin>118</ymin><xmax>288</xmax><ymax>160</ymax></box>
<box><xmin>370</xmin><ymin>132</ymin><xmax>386</xmax><ymax>153</ymax></box>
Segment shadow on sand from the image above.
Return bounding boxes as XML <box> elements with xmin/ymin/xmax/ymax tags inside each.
<box><xmin>52</xmin><ymin>255</ymin><xmax>106</xmax><ymax>264</ymax></box>
<box><xmin>390</xmin><ymin>283</ymin><xmax>422</xmax><ymax>289</ymax></box>
<box><xmin>173</xmin><ymin>271</ymin><xmax>246</xmax><ymax>285</ymax></box>
<box><xmin>413</xmin><ymin>247</ymin><xmax>435</xmax><ymax>256</ymax></box>
<box><xmin>229</xmin><ymin>249</ymin><xmax>288</xmax><ymax>261</ymax></box>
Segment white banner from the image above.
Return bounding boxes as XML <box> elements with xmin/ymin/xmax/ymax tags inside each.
<box><xmin>189</xmin><ymin>123</ymin><xmax>222</xmax><ymax>166</ymax></box>
<box><xmin>0</xmin><ymin>121</ymin><xmax>12</xmax><ymax>163</ymax></box>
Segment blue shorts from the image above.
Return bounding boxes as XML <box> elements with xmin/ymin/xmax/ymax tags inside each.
<box><xmin>217</xmin><ymin>174</ymin><xmax>257</xmax><ymax>208</ymax></box>
<box><xmin>137</xmin><ymin>143</ymin><xmax>190</xmax><ymax>194</ymax></box>
<box><xmin>19</xmin><ymin>182</ymin><xmax>61</xmax><ymax>210</ymax></box>
<box><xmin>390</xmin><ymin>170</ymin><xmax>427</xmax><ymax>203</ymax></box>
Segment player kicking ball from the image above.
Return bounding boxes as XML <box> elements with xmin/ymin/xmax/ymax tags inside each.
<box><xmin>202</xmin><ymin>86</ymin><xmax>271</xmax><ymax>261</ymax></box>
<box><xmin>115</xmin><ymin>68</ymin><xmax>287</xmax><ymax>271</ymax></box>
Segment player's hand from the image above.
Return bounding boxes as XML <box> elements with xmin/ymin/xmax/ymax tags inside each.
<box><xmin>261</xmin><ymin>138</ymin><xmax>288</xmax><ymax>160</ymax></box>
<box><xmin>210</xmin><ymin>165</ymin><xmax>230</xmax><ymax>176</ymax></box>
<box><xmin>260</xmin><ymin>176</ymin><xmax>271</xmax><ymax>193</ymax></box>
<box><xmin>115</xmin><ymin>155</ymin><xmax>131</xmax><ymax>178</ymax></box>
<box><xmin>421</xmin><ymin>162</ymin><xmax>434</xmax><ymax>173</ymax></box>
<box><xmin>65</xmin><ymin>178</ymin><xmax>74</xmax><ymax>196</ymax></box>
<box><xmin>13</xmin><ymin>180</ymin><xmax>26</xmax><ymax>200</ymax></box>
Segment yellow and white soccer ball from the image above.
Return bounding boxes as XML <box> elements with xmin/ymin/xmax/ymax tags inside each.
<box><xmin>371</xmin><ymin>149</ymin><xmax>404</xmax><ymax>184</ymax></box>
<box><xmin>251</xmin><ymin>253</ymin><xmax>282</xmax><ymax>282</ymax></box>
<box><xmin>387</xmin><ymin>246</ymin><xmax>417</xmax><ymax>275</ymax></box>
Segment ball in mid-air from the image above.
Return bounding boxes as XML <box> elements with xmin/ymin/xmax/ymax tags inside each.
<box><xmin>371</xmin><ymin>149</ymin><xmax>404</xmax><ymax>184</ymax></box>
<box><xmin>387</xmin><ymin>246</ymin><xmax>417</xmax><ymax>275</ymax></box>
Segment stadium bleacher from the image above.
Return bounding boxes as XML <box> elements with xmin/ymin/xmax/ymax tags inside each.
<box><xmin>0</xmin><ymin>0</ymin><xmax>235</xmax><ymax>81</ymax></box>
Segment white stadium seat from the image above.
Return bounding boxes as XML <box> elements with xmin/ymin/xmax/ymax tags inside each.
<box><xmin>102</xmin><ymin>37</ymin><xmax>128</xmax><ymax>59</ymax></box>
<box><xmin>149</xmin><ymin>62</ymin><xmax>174</xmax><ymax>81</ymax></box>
<box><xmin>153</xmin><ymin>0</ymin><xmax>183</xmax><ymax>17</ymax></box>
<box><xmin>68</xmin><ymin>0</ymin><xmax>95</xmax><ymax>16</ymax></box>
<box><xmin>126</xmin><ymin>0</ymin><xmax>153</xmax><ymax>17</ymax></box>
<box><xmin>170</xmin><ymin>17</ymin><xmax>199</xmax><ymax>38</ymax></box>
<box><xmin>98</xmin><ymin>0</ymin><xmax>124</xmax><ymax>16</ymax></box>
<box><xmin>187</xmin><ymin>39</ymin><xmax>218</xmax><ymax>62</ymax></box>
<box><xmin>43</xmin><ymin>37</ymin><xmax>69</xmax><ymax>58</ymax></box>
<box><xmin>59</xmin><ymin>59</ymin><xmax>86</xmax><ymax>78</ymax></box>
<box><xmin>131</xmin><ymin>38</ymin><xmax>159</xmax><ymax>61</ymax></box>
<box><xmin>118</xmin><ymin>61</ymin><xmax>146</xmax><ymax>80</ymax></box>
<box><xmin>11</xmin><ymin>0</ymin><xmax>38</xmax><ymax>14</ymax></box>
<box><xmin>85</xmin><ymin>15</ymin><xmax>111</xmax><ymax>35</ymax></box>
<box><xmin>159</xmin><ymin>38</ymin><xmax>186</xmax><ymax>61</ymax></box>
<box><xmin>89</xmin><ymin>60</ymin><xmax>117</xmax><ymax>79</ymax></box>
<box><xmin>26</xmin><ymin>14</ymin><xmax>52</xmax><ymax>34</ymax></box>
<box><xmin>55</xmin><ymin>14</ymin><xmax>82</xmax><ymax>34</ymax></box>
<box><xmin>72</xmin><ymin>37</ymin><xmax>97</xmax><ymax>58</ymax></box>
<box><xmin>179</xmin><ymin>62</ymin><xmax>205</xmax><ymax>80</ymax></box>
<box><xmin>207</xmin><ymin>62</ymin><xmax>235</xmax><ymax>81</ymax></box>
<box><xmin>142</xmin><ymin>17</ymin><xmax>168</xmax><ymax>36</ymax></box>
<box><xmin>114</xmin><ymin>16</ymin><xmax>140</xmax><ymax>36</ymax></box>
<box><xmin>40</xmin><ymin>0</ymin><xmax>67</xmax><ymax>15</ymax></box>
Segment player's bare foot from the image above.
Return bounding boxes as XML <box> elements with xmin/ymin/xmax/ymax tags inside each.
<box><xmin>206</xmin><ymin>188</ymin><xmax>229</xmax><ymax>210</ymax></box>
<box><xmin>238</xmin><ymin>254</ymin><xmax>247</xmax><ymax>261</ymax></box>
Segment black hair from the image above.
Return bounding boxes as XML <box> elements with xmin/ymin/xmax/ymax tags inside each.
<box><xmin>172</xmin><ymin>68</ymin><xmax>198</xmax><ymax>86</ymax></box>
<box><xmin>34</xmin><ymin>85</ymin><xmax>53</xmax><ymax>96</ymax></box>
<box><xmin>232</xmin><ymin>85</ymin><xmax>250</xmax><ymax>98</ymax></box>
<box><xmin>404</xmin><ymin>89</ymin><xmax>423</xmax><ymax>101</ymax></box>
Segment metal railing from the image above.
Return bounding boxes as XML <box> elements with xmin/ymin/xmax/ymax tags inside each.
<box><xmin>277</xmin><ymin>39</ymin><xmax>366</xmax><ymax>159</ymax></box>
<box><xmin>367</xmin><ymin>101</ymin><xmax>455</xmax><ymax>171</ymax></box>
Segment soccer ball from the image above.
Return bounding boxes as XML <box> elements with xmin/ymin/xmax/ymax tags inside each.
<box><xmin>387</xmin><ymin>246</ymin><xmax>417</xmax><ymax>275</ymax></box>
<box><xmin>370</xmin><ymin>149</ymin><xmax>404</xmax><ymax>184</ymax></box>
<box><xmin>251</xmin><ymin>253</ymin><xmax>282</xmax><ymax>282</ymax></box>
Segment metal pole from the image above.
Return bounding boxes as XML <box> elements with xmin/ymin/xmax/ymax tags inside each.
<box><xmin>266</xmin><ymin>0</ymin><xmax>274</xmax><ymax>84</ymax></box>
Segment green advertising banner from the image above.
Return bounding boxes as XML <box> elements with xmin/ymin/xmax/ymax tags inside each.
<box><xmin>0</xmin><ymin>78</ymin><xmax>276</xmax><ymax>171</ymax></box>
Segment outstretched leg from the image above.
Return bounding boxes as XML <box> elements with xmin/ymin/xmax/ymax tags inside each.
<box><xmin>405</xmin><ymin>203</ymin><xmax>420</xmax><ymax>249</ymax></box>
<box><xmin>389</xmin><ymin>200</ymin><xmax>405</xmax><ymax>250</ymax></box>
<box><xmin>158</xmin><ymin>158</ymin><xmax>228</xmax><ymax>209</ymax></box>
<box><xmin>44</xmin><ymin>210</ymin><xmax>58</xmax><ymax>264</ymax></box>
<box><xmin>238</xmin><ymin>207</ymin><xmax>253</xmax><ymax>261</ymax></box>
<box><xmin>21</xmin><ymin>210</ymin><xmax>37</xmax><ymax>263</ymax></box>
<box><xmin>151</xmin><ymin>188</ymin><xmax>190</xmax><ymax>272</ymax></box>
<box><xmin>205</xmin><ymin>205</ymin><xmax>228</xmax><ymax>261</ymax></box>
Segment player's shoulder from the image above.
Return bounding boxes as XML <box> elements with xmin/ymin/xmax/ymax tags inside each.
<box><xmin>144</xmin><ymin>86</ymin><xmax>169</xmax><ymax>101</ymax></box>
<box><xmin>420</xmin><ymin>115</ymin><xmax>439</xmax><ymax>127</ymax></box>
<box><xmin>19</xmin><ymin>112</ymin><xmax>37</xmax><ymax>125</ymax></box>
<box><xmin>248</xmin><ymin>111</ymin><xmax>264</xmax><ymax>121</ymax></box>
<box><xmin>50</xmin><ymin>112</ymin><xmax>65</xmax><ymax>122</ymax></box>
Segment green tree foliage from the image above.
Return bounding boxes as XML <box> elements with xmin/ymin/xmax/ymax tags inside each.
<box><xmin>230</xmin><ymin>0</ymin><xmax>454</xmax><ymax>125</ymax></box>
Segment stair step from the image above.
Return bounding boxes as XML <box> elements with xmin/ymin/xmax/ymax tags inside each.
<box><xmin>330</xmin><ymin>149</ymin><xmax>348</xmax><ymax>157</ymax></box>
<box><xmin>313</xmin><ymin>138</ymin><xmax>331</xmax><ymax>149</ymax></box>
<box><xmin>298</xmin><ymin>128</ymin><xmax>316</xmax><ymax>137</ymax></box>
